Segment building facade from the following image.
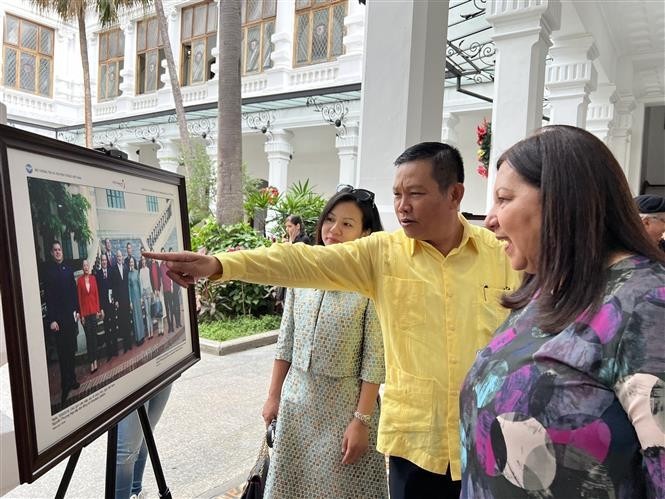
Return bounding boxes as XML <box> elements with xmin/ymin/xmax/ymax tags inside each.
<box><xmin>1</xmin><ymin>0</ymin><xmax>664</xmax><ymax>228</ymax></box>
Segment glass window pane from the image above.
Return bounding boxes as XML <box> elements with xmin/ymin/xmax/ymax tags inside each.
<box><xmin>296</xmin><ymin>0</ymin><xmax>310</xmax><ymax>9</ymax></box>
<box><xmin>262</xmin><ymin>21</ymin><xmax>274</xmax><ymax>69</ymax></box>
<box><xmin>147</xmin><ymin>18</ymin><xmax>158</xmax><ymax>49</ymax></box>
<box><xmin>206</xmin><ymin>34</ymin><xmax>216</xmax><ymax>79</ymax></box>
<box><xmin>240</xmin><ymin>30</ymin><xmax>245</xmax><ymax>74</ymax></box>
<box><xmin>21</xmin><ymin>21</ymin><xmax>39</xmax><ymax>50</ymax></box>
<box><xmin>5</xmin><ymin>16</ymin><xmax>19</xmax><ymax>44</ymax></box>
<box><xmin>119</xmin><ymin>30</ymin><xmax>125</xmax><ymax>54</ymax></box>
<box><xmin>146</xmin><ymin>50</ymin><xmax>158</xmax><ymax>91</ymax></box>
<box><xmin>246</xmin><ymin>26</ymin><xmax>260</xmax><ymax>73</ymax></box>
<box><xmin>158</xmin><ymin>48</ymin><xmax>166</xmax><ymax>89</ymax></box>
<box><xmin>136</xmin><ymin>54</ymin><xmax>146</xmax><ymax>94</ymax></box>
<box><xmin>193</xmin><ymin>4</ymin><xmax>207</xmax><ymax>37</ymax></box>
<box><xmin>108</xmin><ymin>62</ymin><xmax>117</xmax><ymax>97</ymax></box>
<box><xmin>314</xmin><ymin>0</ymin><xmax>328</xmax><ymax>4</ymax></box>
<box><xmin>137</xmin><ymin>21</ymin><xmax>146</xmax><ymax>51</ymax></box>
<box><xmin>100</xmin><ymin>32</ymin><xmax>108</xmax><ymax>60</ymax></box>
<box><xmin>182</xmin><ymin>8</ymin><xmax>192</xmax><ymax>40</ymax></box>
<box><xmin>4</xmin><ymin>48</ymin><xmax>17</xmax><ymax>86</ymax></box>
<box><xmin>247</xmin><ymin>0</ymin><xmax>261</xmax><ymax>22</ymax></box>
<box><xmin>109</xmin><ymin>30</ymin><xmax>119</xmax><ymax>57</ymax></box>
<box><xmin>191</xmin><ymin>39</ymin><xmax>205</xmax><ymax>83</ymax></box>
<box><xmin>39</xmin><ymin>28</ymin><xmax>53</xmax><ymax>55</ymax></box>
<box><xmin>331</xmin><ymin>4</ymin><xmax>345</xmax><ymax>57</ymax></box>
<box><xmin>311</xmin><ymin>10</ymin><xmax>329</xmax><ymax>61</ymax></box>
<box><xmin>100</xmin><ymin>64</ymin><xmax>107</xmax><ymax>99</ymax></box>
<box><xmin>115</xmin><ymin>59</ymin><xmax>125</xmax><ymax>95</ymax></box>
<box><xmin>207</xmin><ymin>3</ymin><xmax>218</xmax><ymax>32</ymax></box>
<box><xmin>38</xmin><ymin>57</ymin><xmax>50</xmax><ymax>96</ymax></box>
<box><xmin>19</xmin><ymin>52</ymin><xmax>36</xmax><ymax>91</ymax></box>
<box><xmin>264</xmin><ymin>0</ymin><xmax>277</xmax><ymax>18</ymax></box>
<box><xmin>295</xmin><ymin>14</ymin><xmax>309</xmax><ymax>64</ymax></box>
<box><xmin>181</xmin><ymin>43</ymin><xmax>191</xmax><ymax>85</ymax></box>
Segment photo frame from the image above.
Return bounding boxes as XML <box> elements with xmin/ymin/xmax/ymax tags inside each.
<box><xmin>0</xmin><ymin>124</ymin><xmax>200</xmax><ymax>483</ymax></box>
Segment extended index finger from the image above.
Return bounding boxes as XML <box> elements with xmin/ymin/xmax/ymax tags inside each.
<box><xmin>142</xmin><ymin>250</ymin><xmax>199</xmax><ymax>262</ymax></box>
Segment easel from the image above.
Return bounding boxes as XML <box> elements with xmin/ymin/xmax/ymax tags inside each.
<box><xmin>55</xmin><ymin>405</ymin><xmax>171</xmax><ymax>499</ymax></box>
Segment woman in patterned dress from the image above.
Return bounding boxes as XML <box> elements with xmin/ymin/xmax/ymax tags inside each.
<box><xmin>460</xmin><ymin>125</ymin><xmax>665</xmax><ymax>498</ymax></box>
<box><xmin>261</xmin><ymin>186</ymin><xmax>388</xmax><ymax>498</ymax></box>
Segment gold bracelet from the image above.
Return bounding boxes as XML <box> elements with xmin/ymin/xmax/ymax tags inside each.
<box><xmin>353</xmin><ymin>411</ymin><xmax>371</xmax><ymax>426</ymax></box>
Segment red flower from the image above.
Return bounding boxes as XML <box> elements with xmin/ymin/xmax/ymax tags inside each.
<box><xmin>476</xmin><ymin>165</ymin><xmax>488</xmax><ymax>178</ymax></box>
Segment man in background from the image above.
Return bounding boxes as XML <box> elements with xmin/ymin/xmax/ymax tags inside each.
<box><xmin>635</xmin><ymin>194</ymin><xmax>665</xmax><ymax>252</ymax></box>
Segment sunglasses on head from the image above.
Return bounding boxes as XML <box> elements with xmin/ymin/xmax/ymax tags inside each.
<box><xmin>336</xmin><ymin>184</ymin><xmax>375</xmax><ymax>204</ymax></box>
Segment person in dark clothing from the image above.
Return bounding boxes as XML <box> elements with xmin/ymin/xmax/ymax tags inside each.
<box><xmin>42</xmin><ymin>241</ymin><xmax>80</xmax><ymax>406</ymax></box>
<box><xmin>635</xmin><ymin>194</ymin><xmax>665</xmax><ymax>252</ymax></box>
<box><xmin>285</xmin><ymin>215</ymin><xmax>311</xmax><ymax>244</ymax></box>
<box><xmin>96</xmin><ymin>253</ymin><xmax>118</xmax><ymax>360</ymax></box>
<box><xmin>111</xmin><ymin>249</ymin><xmax>133</xmax><ymax>352</ymax></box>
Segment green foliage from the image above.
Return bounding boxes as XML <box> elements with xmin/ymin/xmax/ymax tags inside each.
<box><xmin>191</xmin><ymin>220</ymin><xmax>276</xmax><ymax>319</ymax></box>
<box><xmin>243</xmin><ymin>186</ymin><xmax>279</xmax><ymax>218</ymax></box>
<box><xmin>270</xmin><ymin>180</ymin><xmax>327</xmax><ymax>240</ymax></box>
<box><xmin>197</xmin><ymin>314</ymin><xmax>282</xmax><ymax>342</ymax></box>
<box><xmin>183</xmin><ymin>142</ymin><xmax>214</xmax><ymax>226</ymax></box>
<box><xmin>28</xmin><ymin>178</ymin><xmax>93</xmax><ymax>252</ymax></box>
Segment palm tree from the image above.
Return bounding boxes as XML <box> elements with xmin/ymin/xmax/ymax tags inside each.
<box><xmin>216</xmin><ymin>0</ymin><xmax>244</xmax><ymax>224</ymax></box>
<box><xmin>153</xmin><ymin>0</ymin><xmax>192</xmax><ymax>176</ymax></box>
<box><xmin>30</xmin><ymin>0</ymin><xmax>146</xmax><ymax>148</ymax></box>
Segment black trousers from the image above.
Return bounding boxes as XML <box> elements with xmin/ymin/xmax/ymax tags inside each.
<box><xmin>389</xmin><ymin>456</ymin><xmax>461</xmax><ymax>499</ymax></box>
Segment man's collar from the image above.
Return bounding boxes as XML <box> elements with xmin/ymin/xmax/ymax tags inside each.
<box><xmin>407</xmin><ymin>213</ymin><xmax>479</xmax><ymax>256</ymax></box>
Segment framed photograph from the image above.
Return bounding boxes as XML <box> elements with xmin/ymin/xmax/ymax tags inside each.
<box><xmin>0</xmin><ymin>124</ymin><xmax>199</xmax><ymax>483</ymax></box>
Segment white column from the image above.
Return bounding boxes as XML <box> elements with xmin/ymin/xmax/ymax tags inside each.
<box><xmin>545</xmin><ymin>34</ymin><xmax>598</xmax><ymax>127</ymax></box>
<box><xmin>156</xmin><ymin>139</ymin><xmax>181</xmax><ymax>173</ymax></box>
<box><xmin>357</xmin><ymin>0</ymin><xmax>448</xmax><ymax>229</ymax></box>
<box><xmin>485</xmin><ymin>0</ymin><xmax>561</xmax><ymax>210</ymax></box>
<box><xmin>54</xmin><ymin>28</ymin><xmax>78</xmax><ymax>102</ymax></box>
<box><xmin>158</xmin><ymin>5</ymin><xmax>180</xmax><ymax>105</ymax></box>
<box><xmin>265</xmin><ymin>129</ymin><xmax>293</xmax><ymax>194</ymax></box>
<box><xmin>336</xmin><ymin>122</ymin><xmax>359</xmax><ymax>186</ymax></box>
<box><xmin>609</xmin><ymin>92</ymin><xmax>636</xmax><ymax>176</ymax></box>
<box><xmin>337</xmin><ymin>0</ymin><xmax>365</xmax><ymax>83</ymax></box>
<box><xmin>586</xmin><ymin>83</ymin><xmax>616</xmax><ymax>144</ymax></box>
<box><xmin>87</xmin><ymin>32</ymin><xmax>99</xmax><ymax>103</ymax></box>
<box><xmin>117</xmin><ymin>20</ymin><xmax>137</xmax><ymax>113</ymax></box>
<box><xmin>441</xmin><ymin>112</ymin><xmax>460</xmax><ymax>147</ymax></box>
<box><xmin>265</xmin><ymin>0</ymin><xmax>296</xmax><ymax>91</ymax></box>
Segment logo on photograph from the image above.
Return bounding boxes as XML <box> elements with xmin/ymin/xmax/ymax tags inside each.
<box><xmin>25</xmin><ymin>163</ymin><xmax>33</xmax><ymax>174</ymax></box>
<box><xmin>112</xmin><ymin>179</ymin><xmax>126</xmax><ymax>190</ymax></box>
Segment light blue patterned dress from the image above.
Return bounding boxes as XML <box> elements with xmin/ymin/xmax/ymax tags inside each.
<box><xmin>460</xmin><ymin>256</ymin><xmax>665</xmax><ymax>498</ymax></box>
<box><xmin>265</xmin><ymin>288</ymin><xmax>388</xmax><ymax>499</ymax></box>
<box><xmin>127</xmin><ymin>268</ymin><xmax>145</xmax><ymax>343</ymax></box>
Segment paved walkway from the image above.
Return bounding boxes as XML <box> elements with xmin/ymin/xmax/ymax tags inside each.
<box><xmin>3</xmin><ymin>344</ymin><xmax>275</xmax><ymax>499</ymax></box>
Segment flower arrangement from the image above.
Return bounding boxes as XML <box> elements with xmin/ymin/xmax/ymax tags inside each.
<box><xmin>476</xmin><ymin>118</ymin><xmax>491</xmax><ymax>178</ymax></box>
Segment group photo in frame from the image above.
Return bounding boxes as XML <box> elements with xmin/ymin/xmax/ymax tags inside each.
<box><xmin>0</xmin><ymin>124</ymin><xmax>199</xmax><ymax>483</ymax></box>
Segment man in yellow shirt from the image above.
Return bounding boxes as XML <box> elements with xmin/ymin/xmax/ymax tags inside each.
<box><xmin>146</xmin><ymin>142</ymin><xmax>521</xmax><ymax>498</ymax></box>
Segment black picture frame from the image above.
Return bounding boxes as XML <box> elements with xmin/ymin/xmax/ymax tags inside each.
<box><xmin>0</xmin><ymin>124</ymin><xmax>200</xmax><ymax>483</ymax></box>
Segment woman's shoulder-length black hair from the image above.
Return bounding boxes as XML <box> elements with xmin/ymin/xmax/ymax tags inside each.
<box><xmin>498</xmin><ymin>125</ymin><xmax>664</xmax><ymax>333</ymax></box>
<box><xmin>314</xmin><ymin>190</ymin><xmax>383</xmax><ymax>245</ymax></box>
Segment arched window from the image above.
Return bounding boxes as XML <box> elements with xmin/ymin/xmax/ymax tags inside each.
<box><xmin>136</xmin><ymin>18</ymin><xmax>165</xmax><ymax>94</ymax></box>
<box><xmin>294</xmin><ymin>0</ymin><xmax>346</xmax><ymax>66</ymax></box>
<box><xmin>98</xmin><ymin>28</ymin><xmax>124</xmax><ymax>101</ymax></box>
<box><xmin>180</xmin><ymin>1</ymin><xmax>218</xmax><ymax>86</ymax></box>
<box><xmin>241</xmin><ymin>0</ymin><xmax>276</xmax><ymax>75</ymax></box>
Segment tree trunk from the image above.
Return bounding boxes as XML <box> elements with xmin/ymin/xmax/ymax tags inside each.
<box><xmin>216</xmin><ymin>0</ymin><xmax>244</xmax><ymax>225</ymax></box>
<box><xmin>77</xmin><ymin>9</ymin><xmax>92</xmax><ymax>148</ymax></box>
<box><xmin>154</xmin><ymin>0</ymin><xmax>192</xmax><ymax>176</ymax></box>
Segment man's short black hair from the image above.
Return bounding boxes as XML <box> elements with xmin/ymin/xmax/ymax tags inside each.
<box><xmin>394</xmin><ymin>142</ymin><xmax>464</xmax><ymax>192</ymax></box>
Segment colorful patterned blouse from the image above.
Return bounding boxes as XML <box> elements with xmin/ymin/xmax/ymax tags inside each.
<box><xmin>460</xmin><ymin>256</ymin><xmax>665</xmax><ymax>498</ymax></box>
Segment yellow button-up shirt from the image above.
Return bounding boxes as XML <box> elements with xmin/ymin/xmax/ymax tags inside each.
<box><xmin>214</xmin><ymin>215</ymin><xmax>521</xmax><ymax>479</ymax></box>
